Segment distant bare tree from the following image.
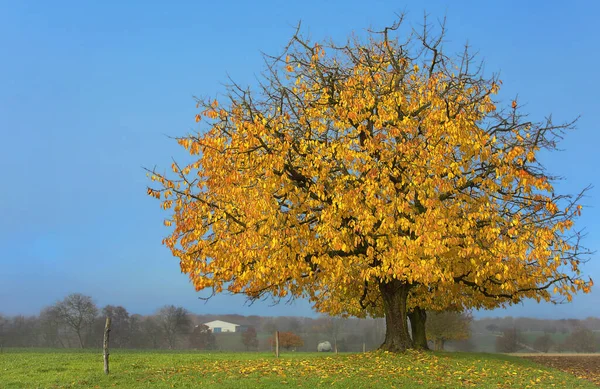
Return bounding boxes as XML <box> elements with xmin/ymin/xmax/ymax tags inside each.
<box><xmin>287</xmin><ymin>317</ymin><xmax>302</xmax><ymax>333</ymax></box>
<box><xmin>312</xmin><ymin>316</ymin><xmax>345</xmax><ymax>352</ymax></box>
<box><xmin>7</xmin><ymin>315</ymin><xmax>38</xmax><ymax>347</ymax></box>
<box><xmin>485</xmin><ymin>324</ymin><xmax>500</xmax><ymax>333</ymax></box>
<box><xmin>533</xmin><ymin>334</ymin><xmax>554</xmax><ymax>353</ymax></box>
<box><xmin>140</xmin><ymin>316</ymin><xmax>164</xmax><ymax>348</ymax></box>
<box><xmin>495</xmin><ymin>327</ymin><xmax>521</xmax><ymax>353</ymax></box>
<box><xmin>262</xmin><ymin>320</ymin><xmax>277</xmax><ymax>334</ymax></box>
<box><xmin>156</xmin><ymin>305</ymin><xmax>191</xmax><ymax>349</ymax></box>
<box><xmin>327</xmin><ymin>317</ymin><xmax>346</xmax><ymax>352</ymax></box>
<box><xmin>39</xmin><ymin>306</ymin><xmax>65</xmax><ymax>347</ymax></box>
<box><xmin>564</xmin><ymin>327</ymin><xmax>598</xmax><ymax>353</ymax></box>
<box><xmin>55</xmin><ymin>293</ymin><xmax>98</xmax><ymax>348</ymax></box>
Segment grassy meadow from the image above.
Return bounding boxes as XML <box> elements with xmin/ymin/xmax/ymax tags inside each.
<box><xmin>1</xmin><ymin>348</ymin><xmax>597</xmax><ymax>388</ymax></box>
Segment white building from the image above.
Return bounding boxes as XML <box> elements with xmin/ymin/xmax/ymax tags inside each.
<box><xmin>204</xmin><ymin>320</ymin><xmax>240</xmax><ymax>333</ymax></box>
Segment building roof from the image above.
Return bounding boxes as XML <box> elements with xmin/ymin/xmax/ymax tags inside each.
<box><xmin>204</xmin><ymin>319</ymin><xmax>240</xmax><ymax>327</ymax></box>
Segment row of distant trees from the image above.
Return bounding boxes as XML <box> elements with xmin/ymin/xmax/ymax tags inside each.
<box><xmin>477</xmin><ymin>316</ymin><xmax>600</xmax><ymax>334</ymax></box>
<box><xmin>0</xmin><ymin>293</ymin><xmax>197</xmax><ymax>349</ymax></box>
<box><xmin>0</xmin><ymin>293</ymin><xmax>472</xmax><ymax>351</ymax></box>
<box><xmin>2</xmin><ymin>292</ymin><xmax>597</xmax><ymax>352</ymax></box>
<box><xmin>494</xmin><ymin>326</ymin><xmax>600</xmax><ymax>353</ymax></box>
<box><xmin>0</xmin><ymin>293</ymin><xmax>388</xmax><ymax>350</ymax></box>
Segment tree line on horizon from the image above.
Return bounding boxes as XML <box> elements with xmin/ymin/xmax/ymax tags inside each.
<box><xmin>1</xmin><ymin>293</ymin><xmax>599</xmax><ymax>353</ymax></box>
<box><xmin>0</xmin><ymin>293</ymin><xmax>386</xmax><ymax>351</ymax></box>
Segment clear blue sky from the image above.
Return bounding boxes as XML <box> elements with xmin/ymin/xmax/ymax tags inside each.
<box><xmin>0</xmin><ymin>0</ymin><xmax>598</xmax><ymax>319</ymax></box>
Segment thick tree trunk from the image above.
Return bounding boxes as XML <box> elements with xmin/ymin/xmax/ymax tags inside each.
<box><xmin>379</xmin><ymin>280</ymin><xmax>413</xmax><ymax>352</ymax></box>
<box><xmin>408</xmin><ymin>307</ymin><xmax>429</xmax><ymax>350</ymax></box>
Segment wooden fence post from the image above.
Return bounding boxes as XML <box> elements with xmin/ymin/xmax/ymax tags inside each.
<box><xmin>103</xmin><ymin>317</ymin><xmax>111</xmax><ymax>375</ymax></box>
<box><xmin>275</xmin><ymin>331</ymin><xmax>279</xmax><ymax>358</ymax></box>
<box><xmin>363</xmin><ymin>342</ymin><xmax>366</xmax><ymax>353</ymax></box>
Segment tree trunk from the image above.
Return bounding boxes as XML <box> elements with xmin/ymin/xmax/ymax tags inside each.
<box><xmin>76</xmin><ymin>330</ymin><xmax>84</xmax><ymax>348</ymax></box>
<box><xmin>433</xmin><ymin>339</ymin><xmax>446</xmax><ymax>351</ymax></box>
<box><xmin>408</xmin><ymin>307</ymin><xmax>429</xmax><ymax>350</ymax></box>
<box><xmin>379</xmin><ymin>280</ymin><xmax>413</xmax><ymax>352</ymax></box>
<box><xmin>57</xmin><ymin>335</ymin><xmax>65</xmax><ymax>348</ymax></box>
<box><xmin>167</xmin><ymin>333</ymin><xmax>175</xmax><ymax>350</ymax></box>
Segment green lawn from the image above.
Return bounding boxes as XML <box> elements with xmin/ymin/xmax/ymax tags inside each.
<box><xmin>1</xmin><ymin>348</ymin><xmax>595</xmax><ymax>388</ymax></box>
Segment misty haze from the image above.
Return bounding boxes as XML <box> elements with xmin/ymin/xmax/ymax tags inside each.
<box><xmin>1</xmin><ymin>1</ymin><xmax>598</xmax><ymax>388</ymax></box>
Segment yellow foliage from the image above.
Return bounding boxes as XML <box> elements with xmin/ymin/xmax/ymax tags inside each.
<box><xmin>147</xmin><ymin>21</ymin><xmax>591</xmax><ymax>322</ymax></box>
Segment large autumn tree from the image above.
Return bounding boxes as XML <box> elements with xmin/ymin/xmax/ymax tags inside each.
<box><xmin>148</xmin><ymin>18</ymin><xmax>592</xmax><ymax>352</ymax></box>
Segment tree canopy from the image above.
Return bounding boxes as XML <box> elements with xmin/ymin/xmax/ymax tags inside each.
<box><xmin>270</xmin><ymin>331</ymin><xmax>304</xmax><ymax>350</ymax></box>
<box><xmin>148</xmin><ymin>17</ymin><xmax>592</xmax><ymax>351</ymax></box>
<box><xmin>55</xmin><ymin>293</ymin><xmax>98</xmax><ymax>349</ymax></box>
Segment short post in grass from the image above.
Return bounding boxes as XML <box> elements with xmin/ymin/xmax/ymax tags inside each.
<box><xmin>103</xmin><ymin>317</ymin><xmax>111</xmax><ymax>375</ymax></box>
<box><xmin>363</xmin><ymin>342</ymin><xmax>366</xmax><ymax>353</ymax></box>
<box><xmin>275</xmin><ymin>330</ymin><xmax>279</xmax><ymax>358</ymax></box>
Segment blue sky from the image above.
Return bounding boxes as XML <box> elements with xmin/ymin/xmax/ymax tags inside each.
<box><xmin>0</xmin><ymin>0</ymin><xmax>598</xmax><ymax>319</ymax></box>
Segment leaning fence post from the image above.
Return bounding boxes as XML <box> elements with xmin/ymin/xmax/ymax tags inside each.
<box><xmin>103</xmin><ymin>317</ymin><xmax>111</xmax><ymax>375</ymax></box>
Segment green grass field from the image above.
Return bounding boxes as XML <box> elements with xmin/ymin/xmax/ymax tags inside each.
<box><xmin>1</xmin><ymin>348</ymin><xmax>596</xmax><ymax>388</ymax></box>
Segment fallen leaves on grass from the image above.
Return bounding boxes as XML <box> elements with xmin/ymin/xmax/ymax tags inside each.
<box><xmin>139</xmin><ymin>351</ymin><xmax>581</xmax><ymax>388</ymax></box>
<box><xmin>522</xmin><ymin>356</ymin><xmax>600</xmax><ymax>386</ymax></box>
